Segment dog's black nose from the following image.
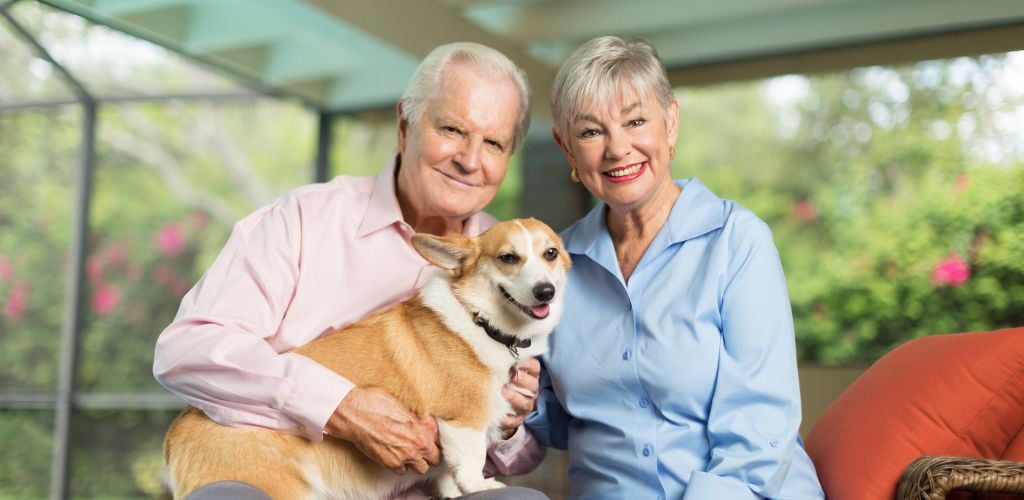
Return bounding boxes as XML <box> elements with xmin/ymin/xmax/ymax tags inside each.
<box><xmin>533</xmin><ymin>282</ymin><xmax>555</xmax><ymax>302</ymax></box>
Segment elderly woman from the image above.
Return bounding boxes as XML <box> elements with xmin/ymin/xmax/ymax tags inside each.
<box><xmin>522</xmin><ymin>36</ymin><xmax>826</xmax><ymax>499</ymax></box>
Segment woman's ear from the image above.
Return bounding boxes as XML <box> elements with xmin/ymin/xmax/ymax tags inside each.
<box><xmin>552</xmin><ymin>126</ymin><xmax>574</xmax><ymax>161</ymax></box>
<box><xmin>666</xmin><ymin>98</ymin><xmax>680</xmax><ymax>145</ymax></box>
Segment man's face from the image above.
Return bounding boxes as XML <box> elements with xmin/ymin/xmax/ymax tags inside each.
<box><xmin>397</xmin><ymin>63</ymin><xmax>521</xmax><ymax>229</ymax></box>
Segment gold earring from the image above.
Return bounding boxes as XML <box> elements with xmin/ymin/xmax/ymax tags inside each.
<box><xmin>570</xmin><ymin>169</ymin><xmax>580</xmax><ymax>183</ymax></box>
<box><xmin>669</xmin><ymin>145</ymin><xmax>676</xmax><ymax>160</ymax></box>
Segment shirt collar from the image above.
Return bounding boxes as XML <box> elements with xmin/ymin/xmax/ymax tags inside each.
<box><xmin>357</xmin><ymin>156</ymin><xmax>490</xmax><ymax>238</ymax></box>
<box><xmin>565</xmin><ymin>178</ymin><xmax>726</xmax><ymax>257</ymax></box>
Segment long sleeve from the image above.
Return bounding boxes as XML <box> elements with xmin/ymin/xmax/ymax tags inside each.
<box><xmin>153</xmin><ymin>195</ymin><xmax>352</xmax><ymax>443</ymax></box>
<box><xmin>524</xmin><ymin>360</ymin><xmax>571</xmax><ymax>450</ymax></box>
<box><xmin>684</xmin><ymin>216</ymin><xmax>803</xmax><ymax>499</ymax></box>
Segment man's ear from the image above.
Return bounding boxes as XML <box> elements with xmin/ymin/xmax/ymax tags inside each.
<box><xmin>411</xmin><ymin>234</ymin><xmax>478</xmax><ymax>278</ymax></box>
<box><xmin>396</xmin><ymin>101</ymin><xmax>409</xmax><ymax>153</ymax></box>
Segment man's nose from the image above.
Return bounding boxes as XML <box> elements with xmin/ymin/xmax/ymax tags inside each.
<box><xmin>456</xmin><ymin>139</ymin><xmax>483</xmax><ymax>173</ymax></box>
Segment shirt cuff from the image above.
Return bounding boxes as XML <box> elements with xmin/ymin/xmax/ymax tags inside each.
<box><xmin>485</xmin><ymin>426</ymin><xmax>547</xmax><ymax>477</ymax></box>
<box><xmin>683</xmin><ymin>471</ymin><xmax>760</xmax><ymax>500</ymax></box>
<box><xmin>279</xmin><ymin>359</ymin><xmax>355</xmax><ymax>442</ymax></box>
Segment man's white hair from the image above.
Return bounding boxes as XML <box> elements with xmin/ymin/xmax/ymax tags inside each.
<box><xmin>399</xmin><ymin>42</ymin><xmax>531</xmax><ymax>149</ymax></box>
<box><xmin>551</xmin><ymin>36</ymin><xmax>674</xmax><ymax>136</ymax></box>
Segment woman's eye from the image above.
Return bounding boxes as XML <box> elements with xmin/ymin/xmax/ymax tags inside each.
<box><xmin>628</xmin><ymin>118</ymin><xmax>646</xmax><ymax>127</ymax></box>
<box><xmin>543</xmin><ymin>247</ymin><xmax>559</xmax><ymax>261</ymax></box>
<box><xmin>579</xmin><ymin>129</ymin><xmax>599</xmax><ymax>139</ymax></box>
<box><xmin>498</xmin><ymin>253</ymin><xmax>521</xmax><ymax>264</ymax></box>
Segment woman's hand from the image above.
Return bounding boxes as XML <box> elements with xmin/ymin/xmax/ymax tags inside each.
<box><xmin>325</xmin><ymin>387</ymin><xmax>441</xmax><ymax>475</ymax></box>
<box><xmin>499</xmin><ymin>357</ymin><xmax>541</xmax><ymax>438</ymax></box>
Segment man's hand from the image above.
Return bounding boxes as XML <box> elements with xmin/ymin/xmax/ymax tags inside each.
<box><xmin>325</xmin><ymin>387</ymin><xmax>441</xmax><ymax>475</ymax></box>
<box><xmin>499</xmin><ymin>357</ymin><xmax>541</xmax><ymax>438</ymax></box>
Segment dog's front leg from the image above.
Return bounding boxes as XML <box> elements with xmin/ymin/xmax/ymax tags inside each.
<box><xmin>435</xmin><ymin>419</ymin><xmax>504</xmax><ymax>497</ymax></box>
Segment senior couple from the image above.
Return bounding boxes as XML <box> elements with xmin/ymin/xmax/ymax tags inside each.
<box><xmin>154</xmin><ymin>36</ymin><xmax>825</xmax><ymax>499</ymax></box>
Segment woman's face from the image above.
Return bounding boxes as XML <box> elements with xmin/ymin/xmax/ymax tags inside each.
<box><xmin>554</xmin><ymin>88</ymin><xmax>679</xmax><ymax>212</ymax></box>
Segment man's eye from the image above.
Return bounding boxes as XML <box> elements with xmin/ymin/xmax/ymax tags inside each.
<box><xmin>543</xmin><ymin>247</ymin><xmax>559</xmax><ymax>261</ymax></box>
<box><xmin>498</xmin><ymin>253</ymin><xmax>520</xmax><ymax>264</ymax></box>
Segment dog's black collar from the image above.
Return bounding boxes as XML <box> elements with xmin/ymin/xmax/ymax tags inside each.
<box><xmin>473</xmin><ymin>312</ymin><xmax>531</xmax><ymax>360</ymax></box>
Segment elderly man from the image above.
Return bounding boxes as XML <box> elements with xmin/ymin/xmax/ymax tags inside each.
<box><xmin>154</xmin><ymin>42</ymin><xmax>547</xmax><ymax>500</ymax></box>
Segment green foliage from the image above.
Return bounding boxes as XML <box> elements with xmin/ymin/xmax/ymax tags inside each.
<box><xmin>677</xmin><ymin>56</ymin><xmax>1024</xmax><ymax>365</ymax></box>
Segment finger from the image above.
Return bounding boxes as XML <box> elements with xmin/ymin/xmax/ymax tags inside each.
<box><xmin>502</xmin><ymin>386</ymin><xmax>533</xmax><ymax>413</ymax></box>
<box><xmin>408</xmin><ymin>457</ymin><xmax>430</xmax><ymax>475</ymax></box>
<box><xmin>518</xmin><ymin>357</ymin><xmax>541</xmax><ymax>377</ymax></box>
<box><xmin>423</xmin><ymin>440</ymin><xmax>442</xmax><ymax>465</ymax></box>
<box><xmin>391</xmin><ymin>464</ymin><xmax>408</xmax><ymax>475</ymax></box>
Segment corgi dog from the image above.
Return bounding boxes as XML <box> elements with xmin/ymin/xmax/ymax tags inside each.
<box><xmin>163</xmin><ymin>218</ymin><xmax>570</xmax><ymax>499</ymax></box>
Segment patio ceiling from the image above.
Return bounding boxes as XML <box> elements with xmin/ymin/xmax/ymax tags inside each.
<box><xmin>37</xmin><ymin>0</ymin><xmax>1024</xmax><ymax>123</ymax></box>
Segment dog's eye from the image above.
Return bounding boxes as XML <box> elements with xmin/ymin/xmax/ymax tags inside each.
<box><xmin>498</xmin><ymin>253</ymin><xmax>520</xmax><ymax>264</ymax></box>
<box><xmin>543</xmin><ymin>247</ymin><xmax>559</xmax><ymax>261</ymax></box>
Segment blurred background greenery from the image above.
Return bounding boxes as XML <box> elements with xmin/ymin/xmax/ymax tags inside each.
<box><xmin>1</xmin><ymin>1</ymin><xmax>1023</xmax><ymax>498</ymax></box>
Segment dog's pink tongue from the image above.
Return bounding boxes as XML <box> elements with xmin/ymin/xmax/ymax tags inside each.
<box><xmin>530</xmin><ymin>304</ymin><xmax>550</xmax><ymax>319</ymax></box>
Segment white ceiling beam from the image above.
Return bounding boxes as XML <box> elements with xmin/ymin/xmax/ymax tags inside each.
<box><xmin>301</xmin><ymin>0</ymin><xmax>556</xmax><ymax>121</ymax></box>
<box><xmin>648</xmin><ymin>0</ymin><xmax>1024</xmax><ymax>67</ymax></box>
<box><xmin>464</xmin><ymin>0</ymin><xmax>857</xmax><ymax>43</ymax></box>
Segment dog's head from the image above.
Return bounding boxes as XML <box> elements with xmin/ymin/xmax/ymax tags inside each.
<box><xmin>412</xmin><ymin>218</ymin><xmax>570</xmax><ymax>342</ymax></box>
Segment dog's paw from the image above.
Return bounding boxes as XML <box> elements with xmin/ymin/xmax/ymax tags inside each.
<box><xmin>463</xmin><ymin>477</ymin><xmax>505</xmax><ymax>493</ymax></box>
<box><xmin>435</xmin><ymin>474</ymin><xmax>461</xmax><ymax>499</ymax></box>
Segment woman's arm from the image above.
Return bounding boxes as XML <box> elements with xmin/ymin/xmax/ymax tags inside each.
<box><xmin>685</xmin><ymin>216</ymin><xmax>804</xmax><ymax>499</ymax></box>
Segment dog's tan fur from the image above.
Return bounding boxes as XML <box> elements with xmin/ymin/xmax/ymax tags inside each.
<box><xmin>163</xmin><ymin>218</ymin><xmax>568</xmax><ymax>499</ymax></box>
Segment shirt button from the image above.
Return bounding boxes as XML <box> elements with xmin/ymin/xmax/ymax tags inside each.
<box><xmin>622</xmin><ymin>350</ymin><xmax>631</xmax><ymax>360</ymax></box>
<box><xmin>770</xmin><ymin>440</ymin><xmax>780</xmax><ymax>447</ymax></box>
<box><xmin>642</xmin><ymin>445</ymin><xmax>652</xmax><ymax>457</ymax></box>
<box><xmin>639</xmin><ymin>398</ymin><xmax>649</xmax><ymax>408</ymax></box>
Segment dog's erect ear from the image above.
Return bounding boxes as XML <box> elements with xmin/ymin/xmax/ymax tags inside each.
<box><xmin>411</xmin><ymin>234</ymin><xmax>478</xmax><ymax>278</ymax></box>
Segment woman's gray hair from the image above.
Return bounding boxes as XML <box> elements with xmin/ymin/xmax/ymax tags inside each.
<box><xmin>399</xmin><ymin>42</ymin><xmax>531</xmax><ymax>150</ymax></box>
<box><xmin>551</xmin><ymin>36</ymin><xmax>674</xmax><ymax>136</ymax></box>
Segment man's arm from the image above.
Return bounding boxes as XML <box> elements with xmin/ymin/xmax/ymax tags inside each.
<box><xmin>154</xmin><ymin>197</ymin><xmax>351</xmax><ymax>442</ymax></box>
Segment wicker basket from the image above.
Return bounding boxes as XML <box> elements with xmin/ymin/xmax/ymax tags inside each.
<box><xmin>897</xmin><ymin>456</ymin><xmax>1024</xmax><ymax>500</ymax></box>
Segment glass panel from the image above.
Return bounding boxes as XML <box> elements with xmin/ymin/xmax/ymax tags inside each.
<box><xmin>68</xmin><ymin>409</ymin><xmax>178</xmax><ymax>498</ymax></box>
<box><xmin>674</xmin><ymin>52</ymin><xmax>1024</xmax><ymax>365</ymax></box>
<box><xmin>0</xmin><ymin>107</ymin><xmax>78</xmax><ymax>393</ymax></box>
<box><xmin>0</xmin><ymin>8</ymin><xmax>74</xmax><ymax>105</ymax></box>
<box><xmin>78</xmin><ymin>99</ymin><xmax>315</xmax><ymax>391</ymax></box>
<box><xmin>10</xmin><ymin>2</ymin><xmax>252</xmax><ymax>101</ymax></box>
<box><xmin>0</xmin><ymin>410</ymin><xmax>53</xmax><ymax>497</ymax></box>
<box><xmin>330</xmin><ymin>114</ymin><xmax>397</xmax><ymax>177</ymax></box>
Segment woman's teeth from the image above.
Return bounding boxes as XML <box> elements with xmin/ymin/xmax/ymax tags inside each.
<box><xmin>606</xmin><ymin>163</ymin><xmax>644</xmax><ymax>177</ymax></box>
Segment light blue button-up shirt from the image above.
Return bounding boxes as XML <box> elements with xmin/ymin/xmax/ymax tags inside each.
<box><xmin>526</xmin><ymin>179</ymin><xmax>825</xmax><ymax>499</ymax></box>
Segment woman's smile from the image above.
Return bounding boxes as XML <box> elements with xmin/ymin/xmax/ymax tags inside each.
<box><xmin>603</xmin><ymin>161</ymin><xmax>647</xmax><ymax>183</ymax></box>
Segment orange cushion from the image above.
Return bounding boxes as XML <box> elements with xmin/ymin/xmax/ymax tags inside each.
<box><xmin>804</xmin><ymin>328</ymin><xmax>1024</xmax><ymax>500</ymax></box>
<box><xmin>1005</xmin><ymin>427</ymin><xmax>1024</xmax><ymax>461</ymax></box>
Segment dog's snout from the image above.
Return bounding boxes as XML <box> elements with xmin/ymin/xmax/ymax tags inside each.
<box><xmin>533</xmin><ymin>282</ymin><xmax>555</xmax><ymax>302</ymax></box>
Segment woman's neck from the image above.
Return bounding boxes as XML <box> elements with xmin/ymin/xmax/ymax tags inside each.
<box><xmin>606</xmin><ymin>181</ymin><xmax>681</xmax><ymax>282</ymax></box>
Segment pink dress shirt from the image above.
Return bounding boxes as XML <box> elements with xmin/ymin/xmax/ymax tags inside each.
<box><xmin>153</xmin><ymin>160</ymin><xmax>544</xmax><ymax>497</ymax></box>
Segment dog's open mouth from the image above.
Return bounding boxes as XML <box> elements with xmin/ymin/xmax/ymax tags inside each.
<box><xmin>500</xmin><ymin>286</ymin><xmax>550</xmax><ymax>320</ymax></box>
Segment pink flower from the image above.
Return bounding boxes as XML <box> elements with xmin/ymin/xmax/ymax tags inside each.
<box><xmin>0</xmin><ymin>257</ymin><xmax>11</xmax><ymax>282</ymax></box>
<box><xmin>92</xmin><ymin>284</ymin><xmax>120</xmax><ymax>315</ymax></box>
<box><xmin>86</xmin><ymin>255</ymin><xmax>104</xmax><ymax>283</ymax></box>
<box><xmin>5</xmin><ymin>282</ymin><xmax>28</xmax><ymax>319</ymax></box>
<box><xmin>931</xmin><ymin>253</ymin><xmax>971</xmax><ymax>287</ymax></box>
<box><xmin>954</xmin><ymin>174</ymin><xmax>970</xmax><ymax>193</ymax></box>
<box><xmin>792</xmin><ymin>200</ymin><xmax>818</xmax><ymax>223</ymax></box>
<box><xmin>155</xmin><ymin>223</ymin><xmax>186</xmax><ymax>258</ymax></box>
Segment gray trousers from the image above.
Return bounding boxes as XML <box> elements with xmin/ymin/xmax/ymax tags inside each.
<box><xmin>184</xmin><ymin>480</ymin><xmax>549</xmax><ymax>500</ymax></box>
